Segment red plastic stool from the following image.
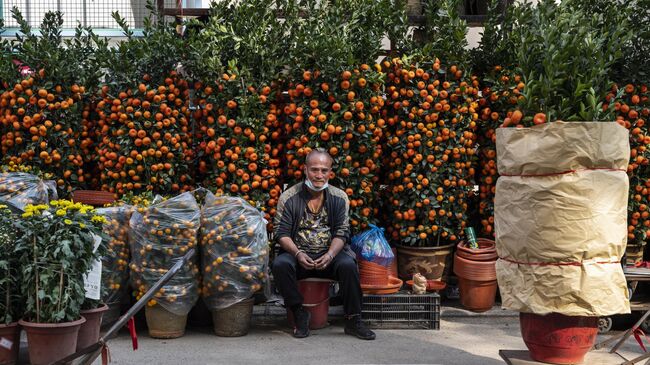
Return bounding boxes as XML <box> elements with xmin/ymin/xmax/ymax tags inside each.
<box><xmin>287</xmin><ymin>278</ymin><xmax>333</xmax><ymax>330</ymax></box>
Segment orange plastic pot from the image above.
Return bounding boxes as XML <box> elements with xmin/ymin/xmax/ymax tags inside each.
<box><xmin>520</xmin><ymin>312</ymin><xmax>598</xmax><ymax>364</ymax></box>
<box><xmin>456</xmin><ymin>239</ymin><xmax>497</xmax><ymax>261</ymax></box>
<box><xmin>358</xmin><ymin>259</ymin><xmax>389</xmax><ymax>286</ymax></box>
<box><xmin>453</xmin><ymin>254</ymin><xmax>496</xmax><ymax>280</ymax></box>
<box><xmin>453</xmin><ymin>253</ymin><xmax>497</xmax><ymax>312</ymax></box>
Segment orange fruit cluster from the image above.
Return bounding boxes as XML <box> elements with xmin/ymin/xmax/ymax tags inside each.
<box><xmin>476</xmin><ymin>66</ymin><xmax>526</xmax><ymax>237</ymax></box>
<box><xmin>129</xmin><ymin>192</ymin><xmax>200</xmax><ymax>310</ymax></box>
<box><xmin>283</xmin><ymin>67</ymin><xmax>384</xmax><ymax>233</ymax></box>
<box><xmin>199</xmin><ymin>192</ymin><xmax>269</xmax><ymax>307</ymax></box>
<box><xmin>381</xmin><ymin>58</ymin><xmax>479</xmax><ymax>245</ymax></box>
<box><xmin>0</xmin><ymin>72</ymin><xmax>94</xmax><ymax>193</ymax></box>
<box><xmin>605</xmin><ymin>84</ymin><xmax>650</xmax><ymax>245</ymax></box>
<box><xmin>96</xmin><ymin>205</ymin><xmax>132</xmax><ymax>303</ymax></box>
<box><xmin>95</xmin><ymin>71</ymin><xmax>194</xmax><ymax>196</ymax></box>
<box><xmin>194</xmin><ymin>76</ymin><xmax>283</xmax><ymax>227</ymax></box>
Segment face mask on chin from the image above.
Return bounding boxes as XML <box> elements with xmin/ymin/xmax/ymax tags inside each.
<box><xmin>305</xmin><ymin>178</ymin><xmax>328</xmax><ymax>192</ymax></box>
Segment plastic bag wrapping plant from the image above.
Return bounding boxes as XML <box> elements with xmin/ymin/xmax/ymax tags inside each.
<box><xmin>129</xmin><ymin>192</ymin><xmax>200</xmax><ymax>316</ymax></box>
<box><xmin>200</xmin><ymin>191</ymin><xmax>270</xmax><ymax>310</ymax></box>
<box><xmin>96</xmin><ymin>205</ymin><xmax>133</xmax><ymax>304</ymax></box>
<box><xmin>351</xmin><ymin>224</ymin><xmax>394</xmax><ymax>267</ymax></box>
<box><xmin>0</xmin><ymin>172</ymin><xmax>57</xmax><ymax>212</ymax></box>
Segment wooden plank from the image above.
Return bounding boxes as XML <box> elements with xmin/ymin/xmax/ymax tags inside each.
<box><xmin>499</xmin><ymin>350</ymin><xmax>626</xmax><ymax>365</ymax></box>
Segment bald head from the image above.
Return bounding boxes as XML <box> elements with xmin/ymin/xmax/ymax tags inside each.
<box><xmin>305</xmin><ymin>148</ymin><xmax>333</xmax><ymax>167</ymax></box>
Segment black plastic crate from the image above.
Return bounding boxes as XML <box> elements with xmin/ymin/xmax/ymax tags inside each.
<box><xmin>361</xmin><ymin>291</ymin><xmax>440</xmax><ymax>330</ymax></box>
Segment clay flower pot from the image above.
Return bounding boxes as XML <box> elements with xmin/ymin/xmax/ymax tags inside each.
<box><xmin>77</xmin><ymin>304</ymin><xmax>109</xmax><ymax>352</ymax></box>
<box><xmin>453</xmin><ymin>244</ymin><xmax>498</xmax><ymax>313</ymax></box>
<box><xmin>0</xmin><ymin>322</ymin><xmax>20</xmax><ymax>365</ymax></box>
<box><xmin>455</xmin><ymin>239</ymin><xmax>497</xmax><ymax>261</ymax></box>
<box><xmin>396</xmin><ymin>243</ymin><xmax>454</xmax><ymax>281</ymax></box>
<box><xmin>358</xmin><ymin>259</ymin><xmax>390</xmax><ymax>286</ymax></box>
<box><xmin>520</xmin><ymin>312</ymin><xmax>598</xmax><ymax>364</ymax></box>
<box><xmin>19</xmin><ymin>317</ymin><xmax>86</xmax><ymax>365</ymax></box>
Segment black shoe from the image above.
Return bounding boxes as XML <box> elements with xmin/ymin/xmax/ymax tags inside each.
<box><xmin>344</xmin><ymin>315</ymin><xmax>376</xmax><ymax>340</ymax></box>
<box><xmin>293</xmin><ymin>306</ymin><xmax>311</xmax><ymax>338</ymax></box>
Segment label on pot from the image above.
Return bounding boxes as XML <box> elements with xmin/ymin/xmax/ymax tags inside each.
<box><xmin>83</xmin><ymin>234</ymin><xmax>103</xmax><ymax>300</ymax></box>
<box><xmin>0</xmin><ymin>337</ymin><xmax>13</xmax><ymax>350</ymax></box>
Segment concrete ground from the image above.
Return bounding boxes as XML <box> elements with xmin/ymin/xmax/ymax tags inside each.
<box><xmin>82</xmin><ymin>303</ymin><xmax>645</xmax><ymax>365</ymax></box>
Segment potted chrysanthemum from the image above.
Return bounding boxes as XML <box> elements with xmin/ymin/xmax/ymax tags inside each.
<box><xmin>13</xmin><ymin>200</ymin><xmax>107</xmax><ymax>365</ymax></box>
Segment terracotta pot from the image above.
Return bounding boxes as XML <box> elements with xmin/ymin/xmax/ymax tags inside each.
<box><xmin>145</xmin><ymin>305</ymin><xmax>187</xmax><ymax>339</ymax></box>
<box><xmin>458</xmin><ymin>278</ymin><xmax>498</xmax><ymax>312</ymax></box>
<box><xmin>389</xmin><ymin>247</ymin><xmax>398</xmax><ymax>277</ymax></box>
<box><xmin>396</xmin><ymin>243</ymin><xmax>454</xmax><ymax>281</ymax></box>
<box><xmin>358</xmin><ymin>259</ymin><xmax>389</xmax><ymax>286</ymax></box>
<box><xmin>453</xmin><ymin>254</ymin><xmax>496</xmax><ymax>280</ymax></box>
<box><xmin>456</xmin><ymin>239</ymin><xmax>497</xmax><ymax>261</ymax></box>
<box><xmin>0</xmin><ymin>322</ymin><xmax>20</xmax><ymax>365</ymax></box>
<box><xmin>19</xmin><ymin>317</ymin><xmax>86</xmax><ymax>365</ymax></box>
<box><xmin>76</xmin><ymin>304</ymin><xmax>109</xmax><ymax>352</ymax></box>
<box><xmin>212</xmin><ymin>298</ymin><xmax>254</xmax><ymax>337</ymax></box>
<box><xmin>453</xmin><ymin>253</ymin><xmax>498</xmax><ymax>312</ymax></box>
<box><xmin>71</xmin><ymin>190</ymin><xmax>115</xmax><ymax>206</ymax></box>
<box><xmin>520</xmin><ymin>312</ymin><xmax>598</xmax><ymax>364</ymax></box>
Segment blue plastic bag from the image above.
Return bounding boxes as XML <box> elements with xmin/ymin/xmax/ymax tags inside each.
<box><xmin>351</xmin><ymin>224</ymin><xmax>394</xmax><ymax>267</ymax></box>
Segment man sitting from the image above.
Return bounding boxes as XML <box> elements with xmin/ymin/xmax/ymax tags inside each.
<box><xmin>272</xmin><ymin>148</ymin><xmax>376</xmax><ymax>340</ymax></box>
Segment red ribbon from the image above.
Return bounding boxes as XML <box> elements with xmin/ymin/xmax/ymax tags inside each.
<box><xmin>499</xmin><ymin>256</ymin><xmax>620</xmax><ymax>267</ymax></box>
<box><xmin>101</xmin><ymin>344</ymin><xmax>111</xmax><ymax>365</ymax></box>
<box><xmin>499</xmin><ymin>167</ymin><xmax>626</xmax><ymax>178</ymax></box>
<box><xmin>127</xmin><ymin>317</ymin><xmax>138</xmax><ymax>351</ymax></box>
<box><xmin>633</xmin><ymin>327</ymin><xmax>648</xmax><ymax>352</ymax></box>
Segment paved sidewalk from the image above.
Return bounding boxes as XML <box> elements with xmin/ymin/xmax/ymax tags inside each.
<box><xmin>87</xmin><ymin>304</ymin><xmax>643</xmax><ymax>365</ymax></box>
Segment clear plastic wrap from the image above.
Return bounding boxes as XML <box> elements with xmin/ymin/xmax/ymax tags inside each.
<box><xmin>0</xmin><ymin>172</ymin><xmax>57</xmax><ymax>212</ymax></box>
<box><xmin>351</xmin><ymin>224</ymin><xmax>394</xmax><ymax>267</ymax></box>
<box><xmin>200</xmin><ymin>191</ymin><xmax>270</xmax><ymax>310</ymax></box>
<box><xmin>96</xmin><ymin>205</ymin><xmax>133</xmax><ymax>304</ymax></box>
<box><xmin>129</xmin><ymin>192</ymin><xmax>200</xmax><ymax>316</ymax></box>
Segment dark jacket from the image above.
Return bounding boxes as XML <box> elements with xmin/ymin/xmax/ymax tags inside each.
<box><xmin>273</xmin><ymin>182</ymin><xmax>355</xmax><ymax>258</ymax></box>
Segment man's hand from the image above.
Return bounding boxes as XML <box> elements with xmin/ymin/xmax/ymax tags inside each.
<box><xmin>296</xmin><ymin>251</ymin><xmax>316</xmax><ymax>270</ymax></box>
<box><xmin>314</xmin><ymin>252</ymin><xmax>333</xmax><ymax>270</ymax></box>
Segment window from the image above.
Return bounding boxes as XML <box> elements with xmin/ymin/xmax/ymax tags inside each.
<box><xmin>459</xmin><ymin>0</ymin><xmax>512</xmax><ymax>25</ymax></box>
<box><xmin>1</xmin><ymin>0</ymin><xmax>155</xmax><ymax>31</ymax></box>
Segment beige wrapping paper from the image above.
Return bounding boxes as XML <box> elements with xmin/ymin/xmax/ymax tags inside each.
<box><xmin>495</xmin><ymin>121</ymin><xmax>631</xmax><ymax>316</ymax></box>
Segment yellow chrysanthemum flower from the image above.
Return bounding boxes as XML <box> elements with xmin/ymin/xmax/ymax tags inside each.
<box><xmin>64</xmin><ymin>219</ymin><xmax>73</xmax><ymax>225</ymax></box>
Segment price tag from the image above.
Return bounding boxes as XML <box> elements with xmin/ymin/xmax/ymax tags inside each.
<box><xmin>0</xmin><ymin>337</ymin><xmax>13</xmax><ymax>350</ymax></box>
<box><xmin>83</xmin><ymin>234</ymin><xmax>103</xmax><ymax>300</ymax></box>
<box><xmin>84</xmin><ymin>259</ymin><xmax>102</xmax><ymax>300</ymax></box>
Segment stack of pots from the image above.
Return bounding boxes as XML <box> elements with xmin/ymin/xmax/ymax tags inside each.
<box><xmin>358</xmin><ymin>259</ymin><xmax>390</xmax><ymax>286</ymax></box>
<box><xmin>453</xmin><ymin>238</ymin><xmax>498</xmax><ymax>312</ymax></box>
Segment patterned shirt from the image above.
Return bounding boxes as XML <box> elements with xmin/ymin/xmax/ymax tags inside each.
<box><xmin>295</xmin><ymin>205</ymin><xmax>331</xmax><ymax>255</ymax></box>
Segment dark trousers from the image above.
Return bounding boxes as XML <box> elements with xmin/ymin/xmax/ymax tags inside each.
<box><xmin>272</xmin><ymin>252</ymin><xmax>362</xmax><ymax>316</ymax></box>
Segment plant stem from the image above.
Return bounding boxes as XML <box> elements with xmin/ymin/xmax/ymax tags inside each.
<box><xmin>57</xmin><ymin>266</ymin><xmax>63</xmax><ymax>315</ymax></box>
<box><xmin>5</xmin><ymin>274</ymin><xmax>10</xmax><ymax>323</ymax></box>
<box><xmin>33</xmin><ymin>236</ymin><xmax>39</xmax><ymax>323</ymax></box>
